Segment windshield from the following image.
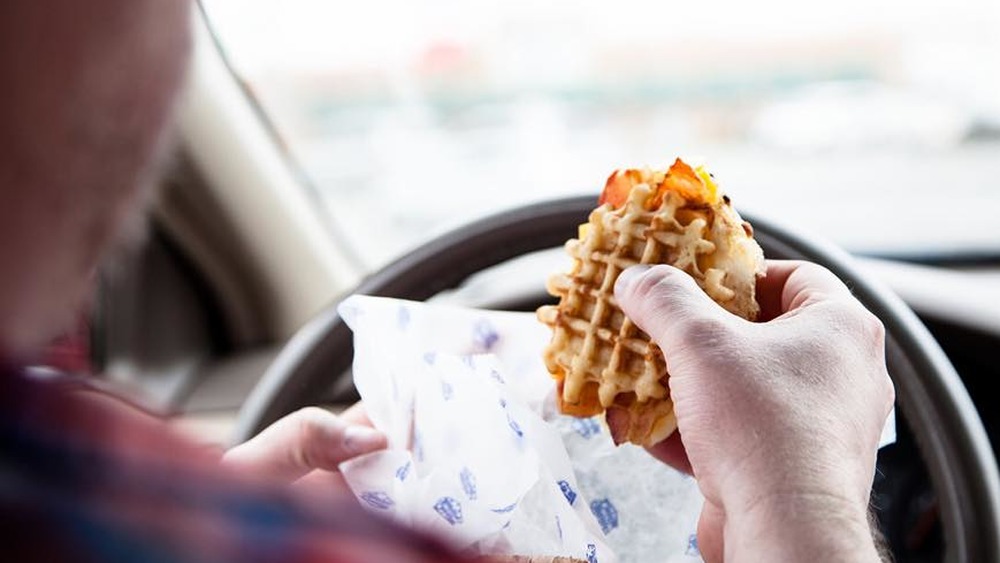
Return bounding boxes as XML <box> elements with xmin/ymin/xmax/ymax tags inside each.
<box><xmin>202</xmin><ymin>0</ymin><xmax>1000</xmax><ymax>270</ymax></box>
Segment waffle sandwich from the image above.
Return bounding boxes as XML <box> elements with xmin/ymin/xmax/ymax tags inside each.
<box><xmin>537</xmin><ymin>158</ymin><xmax>765</xmax><ymax>447</ymax></box>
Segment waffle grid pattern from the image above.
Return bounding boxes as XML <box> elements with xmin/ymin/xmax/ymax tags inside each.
<box><xmin>540</xmin><ymin>183</ymin><xmax>719</xmax><ymax>420</ymax></box>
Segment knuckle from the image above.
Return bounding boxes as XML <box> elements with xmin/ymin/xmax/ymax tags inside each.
<box><xmin>797</xmin><ymin>260</ymin><xmax>830</xmax><ymax>278</ymax></box>
<box><xmin>798</xmin><ymin>260</ymin><xmax>841</xmax><ymax>287</ymax></box>
<box><xmin>620</xmin><ymin>265</ymin><xmax>738</xmax><ymax>350</ymax></box>
<box><xmin>293</xmin><ymin>406</ymin><xmax>328</xmax><ymax>420</ymax></box>
<box><xmin>864</xmin><ymin>311</ymin><xmax>887</xmax><ymax>343</ymax></box>
<box><xmin>291</xmin><ymin>407</ymin><xmax>329</xmax><ymax>467</ymax></box>
<box><xmin>884</xmin><ymin>378</ymin><xmax>897</xmax><ymax>412</ymax></box>
<box><xmin>682</xmin><ymin>314</ymin><xmax>733</xmax><ymax>343</ymax></box>
<box><xmin>626</xmin><ymin>266</ymin><xmax>673</xmax><ymax>302</ymax></box>
<box><xmin>853</xmin><ymin>308</ymin><xmax>887</xmax><ymax>349</ymax></box>
<box><xmin>817</xmin><ymin>300</ymin><xmax>884</xmax><ymax>341</ymax></box>
<box><xmin>626</xmin><ymin>267</ymin><xmax>693</xmax><ymax>315</ymax></box>
<box><xmin>878</xmin><ymin>368</ymin><xmax>896</xmax><ymax>408</ymax></box>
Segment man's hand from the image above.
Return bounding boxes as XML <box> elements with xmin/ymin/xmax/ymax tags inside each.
<box><xmin>222</xmin><ymin>404</ymin><xmax>386</xmax><ymax>491</ymax></box>
<box><xmin>615</xmin><ymin>260</ymin><xmax>894</xmax><ymax>563</ymax></box>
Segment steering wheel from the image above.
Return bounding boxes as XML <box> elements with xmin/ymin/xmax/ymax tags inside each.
<box><xmin>233</xmin><ymin>196</ymin><xmax>1000</xmax><ymax>562</ymax></box>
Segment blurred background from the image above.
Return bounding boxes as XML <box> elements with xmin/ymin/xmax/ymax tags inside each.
<box><xmin>201</xmin><ymin>0</ymin><xmax>1000</xmax><ymax>270</ymax></box>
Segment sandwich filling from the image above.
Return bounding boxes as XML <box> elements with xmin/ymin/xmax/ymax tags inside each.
<box><xmin>537</xmin><ymin>158</ymin><xmax>765</xmax><ymax>446</ymax></box>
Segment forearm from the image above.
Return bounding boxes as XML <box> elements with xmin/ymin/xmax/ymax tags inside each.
<box><xmin>727</xmin><ymin>493</ymin><xmax>884</xmax><ymax>563</ymax></box>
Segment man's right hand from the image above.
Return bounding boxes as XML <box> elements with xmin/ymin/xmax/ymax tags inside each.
<box><xmin>615</xmin><ymin>260</ymin><xmax>894</xmax><ymax>563</ymax></box>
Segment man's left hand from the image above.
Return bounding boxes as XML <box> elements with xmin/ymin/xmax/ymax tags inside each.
<box><xmin>222</xmin><ymin>403</ymin><xmax>386</xmax><ymax>491</ymax></box>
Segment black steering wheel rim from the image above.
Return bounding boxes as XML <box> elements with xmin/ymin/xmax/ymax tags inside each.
<box><xmin>233</xmin><ymin>195</ymin><xmax>1000</xmax><ymax>562</ymax></box>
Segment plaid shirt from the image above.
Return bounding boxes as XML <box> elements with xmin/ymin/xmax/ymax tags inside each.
<box><xmin>0</xmin><ymin>365</ymin><xmax>462</xmax><ymax>563</ymax></box>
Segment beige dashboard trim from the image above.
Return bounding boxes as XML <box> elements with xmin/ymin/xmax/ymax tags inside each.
<box><xmin>164</xmin><ymin>11</ymin><xmax>362</xmax><ymax>343</ymax></box>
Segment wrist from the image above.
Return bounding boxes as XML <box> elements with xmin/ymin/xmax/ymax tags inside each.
<box><xmin>726</xmin><ymin>491</ymin><xmax>882</xmax><ymax>563</ymax></box>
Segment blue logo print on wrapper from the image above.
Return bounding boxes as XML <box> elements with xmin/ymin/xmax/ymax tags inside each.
<box><xmin>395</xmin><ymin>461</ymin><xmax>411</xmax><ymax>482</ymax></box>
<box><xmin>497</xmin><ymin>397</ymin><xmax>523</xmax><ymax>438</ymax></box>
<box><xmin>571</xmin><ymin>417</ymin><xmax>601</xmax><ymax>439</ymax></box>
<box><xmin>555</xmin><ymin>515</ymin><xmax>563</xmax><ymax>541</ymax></box>
<box><xmin>590</xmin><ymin>498</ymin><xmax>619</xmax><ymax>534</ymax></box>
<box><xmin>472</xmin><ymin>319</ymin><xmax>500</xmax><ymax>352</ymax></box>
<box><xmin>490</xmin><ymin>502</ymin><xmax>517</xmax><ymax>514</ymax></box>
<box><xmin>460</xmin><ymin>467</ymin><xmax>477</xmax><ymax>500</ymax></box>
<box><xmin>397</xmin><ymin>306</ymin><xmax>411</xmax><ymax>330</ymax></box>
<box><xmin>423</xmin><ymin>352</ymin><xmax>437</xmax><ymax>366</ymax></box>
<box><xmin>506</xmin><ymin>414</ymin><xmax>524</xmax><ymax>438</ymax></box>
<box><xmin>586</xmin><ymin>543</ymin><xmax>598</xmax><ymax>563</ymax></box>
<box><xmin>686</xmin><ymin>533</ymin><xmax>700</xmax><ymax>557</ymax></box>
<box><xmin>558</xmin><ymin>480</ymin><xmax>577</xmax><ymax>505</ymax></box>
<box><xmin>360</xmin><ymin>491</ymin><xmax>394</xmax><ymax>510</ymax></box>
<box><xmin>441</xmin><ymin>380</ymin><xmax>454</xmax><ymax>401</ymax></box>
<box><xmin>490</xmin><ymin>369</ymin><xmax>505</xmax><ymax>384</ymax></box>
<box><xmin>413</xmin><ymin>432</ymin><xmax>425</xmax><ymax>462</ymax></box>
<box><xmin>434</xmin><ymin>497</ymin><xmax>463</xmax><ymax>525</ymax></box>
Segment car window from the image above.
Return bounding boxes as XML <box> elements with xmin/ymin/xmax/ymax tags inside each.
<box><xmin>201</xmin><ymin>0</ymin><xmax>1000</xmax><ymax>270</ymax></box>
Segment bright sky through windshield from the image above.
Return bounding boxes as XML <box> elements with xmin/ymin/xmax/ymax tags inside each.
<box><xmin>207</xmin><ymin>0</ymin><xmax>992</xmax><ymax>67</ymax></box>
<box><xmin>204</xmin><ymin>0</ymin><xmax>1000</xmax><ymax>267</ymax></box>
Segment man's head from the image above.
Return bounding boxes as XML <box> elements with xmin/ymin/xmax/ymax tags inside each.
<box><xmin>0</xmin><ymin>0</ymin><xmax>192</xmax><ymax>359</ymax></box>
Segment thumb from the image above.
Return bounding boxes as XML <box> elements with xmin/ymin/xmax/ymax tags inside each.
<box><xmin>614</xmin><ymin>265</ymin><xmax>735</xmax><ymax>353</ymax></box>
<box><xmin>222</xmin><ymin>407</ymin><xmax>387</xmax><ymax>481</ymax></box>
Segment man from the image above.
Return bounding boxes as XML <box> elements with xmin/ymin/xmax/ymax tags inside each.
<box><xmin>0</xmin><ymin>1</ymin><xmax>452</xmax><ymax>561</ymax></box>
<box><xmin>0</xmin><ymin>1</ymin><xmax>893</xmax><ymax>561</ymax></box>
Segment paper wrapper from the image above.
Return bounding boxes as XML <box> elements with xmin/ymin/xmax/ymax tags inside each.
<box><xmin>338</xmin><ymin>295</ymin><xmax>896</xmax><ymax>563</ymax></box>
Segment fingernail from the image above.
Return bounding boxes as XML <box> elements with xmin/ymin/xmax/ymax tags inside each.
<box><xmin>342</xmin><ymin>426</ymin><xmax>386</xmax><ymax>455</ymax></box>
<box><xmin>615</xmin><ymin>265</ymin><xmax>652</xmax><ymax>296</ymax></box>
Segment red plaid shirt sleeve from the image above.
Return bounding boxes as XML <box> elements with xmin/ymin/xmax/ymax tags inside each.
<box><xmin>0</xmin><ymin>366</ymin><xmax>465</xmax><ymax>563</ymax></box>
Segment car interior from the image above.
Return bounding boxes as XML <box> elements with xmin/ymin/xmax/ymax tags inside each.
<box><xmin>60</xmin><ymin>3</ymin><xmax>1000</xmax><ymax>562</ymax></box>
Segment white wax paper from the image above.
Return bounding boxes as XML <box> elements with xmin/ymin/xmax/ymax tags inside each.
<box><xmin>337</xmin><ymin>295</ymin><xmax>896</xmax><ymax>563</ymax></box>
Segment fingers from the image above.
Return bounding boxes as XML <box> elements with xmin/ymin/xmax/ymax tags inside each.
<box><xmin>614</xmin><ymin>265</ymin><xmax>736</xmax><ymax>354</ymax></box>
<box><xmin>756</xmin><ymin>260</ymin><xmax>854</xmax><ymax>320</ymax></box>
<box><xmin>645</xmin><ymin>430</ymin><xmax>692</xmax><ymax>475</ymax></box>
<box><xmin>616</xmin><ymin>261</ymin><xmax>856</xmax><ymax>332</ymax></box>
<box><xmin>222</xmin><ymin>406</ymin><xmax>387</xmax><ymax>482</ymax></box>
<box><xmin>697</xmin><ymin>501</ymin><xmax>725</xmax><ymax>563</ymax></box>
